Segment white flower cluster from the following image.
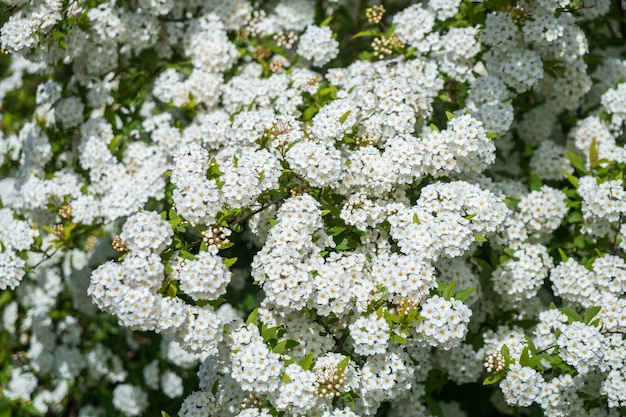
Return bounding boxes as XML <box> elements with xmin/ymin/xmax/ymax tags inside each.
<box><xmin>601</xmin><ymin>82</ymin><xmax>626</xmax><ymax>133</ymax></box>
<box><xmin>569</xmin><ymin>116</ymin><xmax>626</xmax><ymax>165</ymax></box>
<box><xmin>273</xmin><ymin>363</ymin><xmax>322</xmax><ymax>414</ymax></box>
<box><xmin>229</xmin><ymin>324</ymin><xmax>284</xmax><ymax>394</ymax></box>
<box><xmin>492</xmin><ymin>243</ymin><xmax>551</xmax><ymax>302</ymax></box>
<box><xmin>551</xmin><ymin>254</ymin><xmax>626</xmax><ymax>308</ymax></box>
<box><xmin>414</xmin><ymin>295</ymin><xmax>472</xmax><ymax>349</ymax></box>
<box><xmin>0</xmin><ymin>208</ymin><xmax>37</xmax><ymax>290</ymax></box>
<box><xmin>296</xmin><ymin>25</ymin><xmax>339</xmax><ymax>67</ymax></box>
<box><xmin>170</xmin><ymin>142</ymin><xmax>223</xmax><ymax>226</ymax></box>
<box><xmin>112</xmin><ymin>383</ymin><xmax>149</xmax><ymax>416</ymax></box>
<box><xmin>556</xmin><ymin>321</ymin><xmax>603</xmax><ymax>374</ymax></box>
<box><xmin>530</xmin><ymin>141</ymin><xmax>573</xmax><ymax>181</ymax></box>
<box><xmin>499</xmin><ymin>363</ymin><xmax>544</xmax><ymax>407</ymax></box>
<box><xmin>388</xmin><ymin>181</ymin><xmax>508</xmax><ymax>261</ymax></box>
<box><xmin>348</xmin><ymin>313</ymin><xmax>390</xmax><ymax>355</ymax></box>
<box><xmin>517</xmin><ymin>186</ymin><xmax>568</xmax><ymax>237</ymax></box>
<box><xmin>172</xmin><ymin>252</ymin><xmax>232</xmax><ymax>302</ymax></box>
<box><xmin>119</xmin><ymin>211</ymin><xmax>173</xmax><ymax>255</ymax></box>
<box><xmin>578</xmin><ymin>176</ymin><xmax>626</xmax><ymax>224</ymax></box>
<box><xmin>466</xmin><ymin>75</ymin><xmax>514</xmax><ymax>136</ymax></box>
<box><xmin>372</xmin><ymin>252</ymin><xmax>437</xmax><ymax>303</ymax></box>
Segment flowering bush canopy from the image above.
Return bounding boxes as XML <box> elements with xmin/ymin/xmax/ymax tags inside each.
<box><xmin>2</xmin><ymin>0</ymin><xmax>626</xmax><ymax>416</ymax></box>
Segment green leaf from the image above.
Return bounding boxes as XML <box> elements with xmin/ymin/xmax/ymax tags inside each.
<box><xmin>335</xmin><ymin>238</ymin><xmax>351</xmax><ymax>251</ymax></box>
<box><xmin>261</xmin><ymin>325</ymin><xmax>280</xmax><ymax>342</ymax></box>
<box><xmin>454</xmin><ymin>287</ymin><xmax>475</xmax><ymax>302</ymax></box>
<box><xmin>500</xmin><ymin>344</ymin><xmax>510</xmax><ymax>362</ymax></box>
<box><xmin>583</xmin><ymin>306</ymin><xmax>602</xmax><ymax>325</ymax></box>
<box><xmin>560</xmin><ymin>307</ymin><xmax>582</xmax><ymax>323</ymax></box>
<box><xmin>445</xmin><ymin>111</ymin><xmax>455</xmax><ymax>121</ymax></box>
<box><xmin>299</xmin><ymin>352</ymin><xmax>315</xmax><ymax>370</ymax></box>
<box><xmin>351</xmin><ymin>29</ymin><xmax>382</xmax><ymax>39</ymax></box>
<box><xmin>483</xmin><ymin>372</ymin><xmax>503</xmax><ymax>385</ymax></box>
<box><xmin>337</xmin><ymin>356</ymin><xmax>350</xmax><ymax>374</ymax></box>
<box><xmin>273</xmin><ymin>339</ymin><xmax>300</xmax><ymax>354</ymax></box>
<box><xmin>339</xmin><ymin>110</ymin><xmax>351</xmax><ymax>124</ymax></box>
<box><xmin>390</xmin><ymin>332</ymin><xmax>408</xmax><ymax>344</ymax></box>
<box><xmin>425</xmin><ymin>397</ymin><xmax>444</xmax><ymax>417</ymax></box>
<box><xmin>564</xmin><ymin>171</ymin><xmax>579</xmax><ymax>188</ymax></box>
<box><xmin>328</xmin><ymin>226</ymin><xmax>346</xmax><ymax>236</ymax></box>
<box><xmin>246</xmin><ymin>308</ymin><xmax>258</xmax><ymax>326</ymax></box>
<box><xmin>179</xmin><ymin>250</ymin><xmax>196</xmax><ymax>261</ymax></box>
<box><xmin>413</xmin><ymin>213</ymin><xmax>421</xmax><ymax>224</ymax></box>
<box><xmin>282</xmin><ymin>373</ymin><xmax>292</xmax><ymax>383</ymax></box>
<box><xmin>222</xmin><ymin>257</ymin><xmax>238</xmax><ymax>268</ymax></box>
<box><xmin>519</xmin><ymin>346</ymin><xmax>530</xmax><ymax>367</ymax></box>
<box><xmin>442</xmin><ymin>281</ymin><xmax>456</xmax><ymax>300</ymax></box>
<box><xmin>303</xmin><ymin>105</ymin><xmax>319</xmax><ymax>121</ymax></box>
<box><xmin>565</xmin><ymin>149</ymin><xmax>588</xmax><ymax>175</ymax></box>
<box><xmin>565</xmin><ymin>211</ymin><xmax>582</xmax><ymax>223</ymax></box>
<box><xmin>320</xmin><ymin>16</ymin><xmax>333</xmax><ymax>26</ymax></box>
<box><xmin>162</xmin><ymin>412</ymin><xmax>171</xmax><ymax>417</ymax></box>
<box><xmin>485</xmin><ymin>131</ymin><xmax>498</xmax><ymax>139</ymax></box>
<box><xmin>589</xmin><ymin>137</ymin><xmax>599</xmax><ymax>169</ymax></box>
<box><xmin>429</xmin><ymin>123</ymin><xmax>439</xmax><ymax>132</ymax></box>
<box><xmin>473</xmin><ymin>233</ymin><xmax>488</xmax><ymax>242</ymax></box>
<box><xmin>529</xmin><ymin>172</ymin><xmax>542</xmax><ymax>191</ymax></box>
<box><xmin>51</xmin><ymin>31</ymin><xmax>65</xmax><ymax>40</ymax></box>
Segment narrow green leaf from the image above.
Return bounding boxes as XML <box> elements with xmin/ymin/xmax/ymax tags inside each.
<box><xmin>445</xmin><ymin>111</ymin><xmax>455</xmax><ymax>121</ymax></box>
<box><xmin>390</xmin><ymin>333</ymin><xmax>408</xmax><ymax>344</ymax></box>
<box><xmin>519</xmin><ymin>346</ymin><xmax>530</xmax><ymax>367</ymax></box>
<box><xmin>335</xmin><ymin>238</ymin><xmax>350</xmax><ymax>251</ymax></box>
<box><xmin>501</xmin><ymin>344</ymin><xmax>510</xmax><ymax>362</ymax></box>
<box><xmin>320</xmin><ymin>16</ymin><xmax>333</xmax><ymax>26</ymax></box>
<box><xmin>473</xmin><ymin>233</ymin><xmax>488</xmax><ymax>242</ymax></box>
<box><xmin>560</xmin><ymin>307</ymin><xmax>582</xmax><ymax>323</ymax></box>
<box><xmin>222</xmin><ymin>257</ymin><xmax>238</xmax><ymax>268</ymax></box>
<box><xmin>261</xmin><ymin>325</ymin><xmax>280</xmax><ymax>342</ymax></box>
<box><xmin>564</xmin><ymin>171</ymin><xmax>579</xmax><ymax>188</ymax></box>
<box><xmin>328</xmin><ymin>226</ymin><xmax>346</xmax><ymax>236</ymax></box>
<box><xmin>273</xmin><ymin>339</ymin><xmax>299</xmax><ymax>354</ymax></box>
<box><xmin>529</xmin><ymin>173</ymin><xmax>542</xmax><ymax>191</ymax></box>
<box><xmin>337</xmin><ymin>356</ymin><xmax>350</xmax><ymax>373</ymax></box>
<box><xmin>566</xmin><ymin>211</ymin><xmax>582</xmax><ymax>223</ymax></box>
<box><xmin>179</xmin><ymin>250</ymin><xmax>196</xmax><ymax>261</ymax></box>
<box><xmin>443</xmin><ymin>281</ymin><xmax>456</xmax><ymax>300</ymax></box>
<box><xmin>413</xmin><ymin>213</ymin><xmax>421</xmax><ymax>224</ymax></box>
<box><xmin>483</xmin><ymin>373</ymin><xmax>503</xmax><ymax>385</ymax></box>
<box><xmin>299</xmin><ymin>352</ymin><xmax>315</xmax><ymax>370</ymax></box>
<box><xmin>351</xmin><ymin>29</ymin><xmax>382</xmax><ymax>39</ymax></box>
<box><xmin>246</xmin><ymin>308</ymin><xmax>258</xmax><ymax>326</ymax></box>
<box><xmin>583</xmin><ymin>306</ymin><xmax>602</xmax><ymax>325</ymax></box>
<box><xmin>339</xmin><ymin>110</ymin><xmax>352</xmax><ymax>124</ymax></box>
<box><xmin>565</xmin><ymin>149</ymin><xmax>588</xmax><ymax>175</ymax></box>
<box><xmin>589</xmin><ymin>137</ymin><xmax>599</xmax><ymax>169</ymax></box>
<box><xmin>454</xmin><ymin>287</ymin><xmax>475</xmax><ymax>302</ymax></box>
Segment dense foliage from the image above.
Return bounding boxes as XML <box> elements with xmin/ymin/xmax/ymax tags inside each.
<box><xmin>1</xmin><ymin>0</ymin><xmax>626</xmax><ymax>416</ymax></box>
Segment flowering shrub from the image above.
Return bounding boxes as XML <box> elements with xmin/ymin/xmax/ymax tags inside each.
<box><xmin>1</xmin><ymin>0</ymin><xmax>626</xmax><ymax>416</ymax></box>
